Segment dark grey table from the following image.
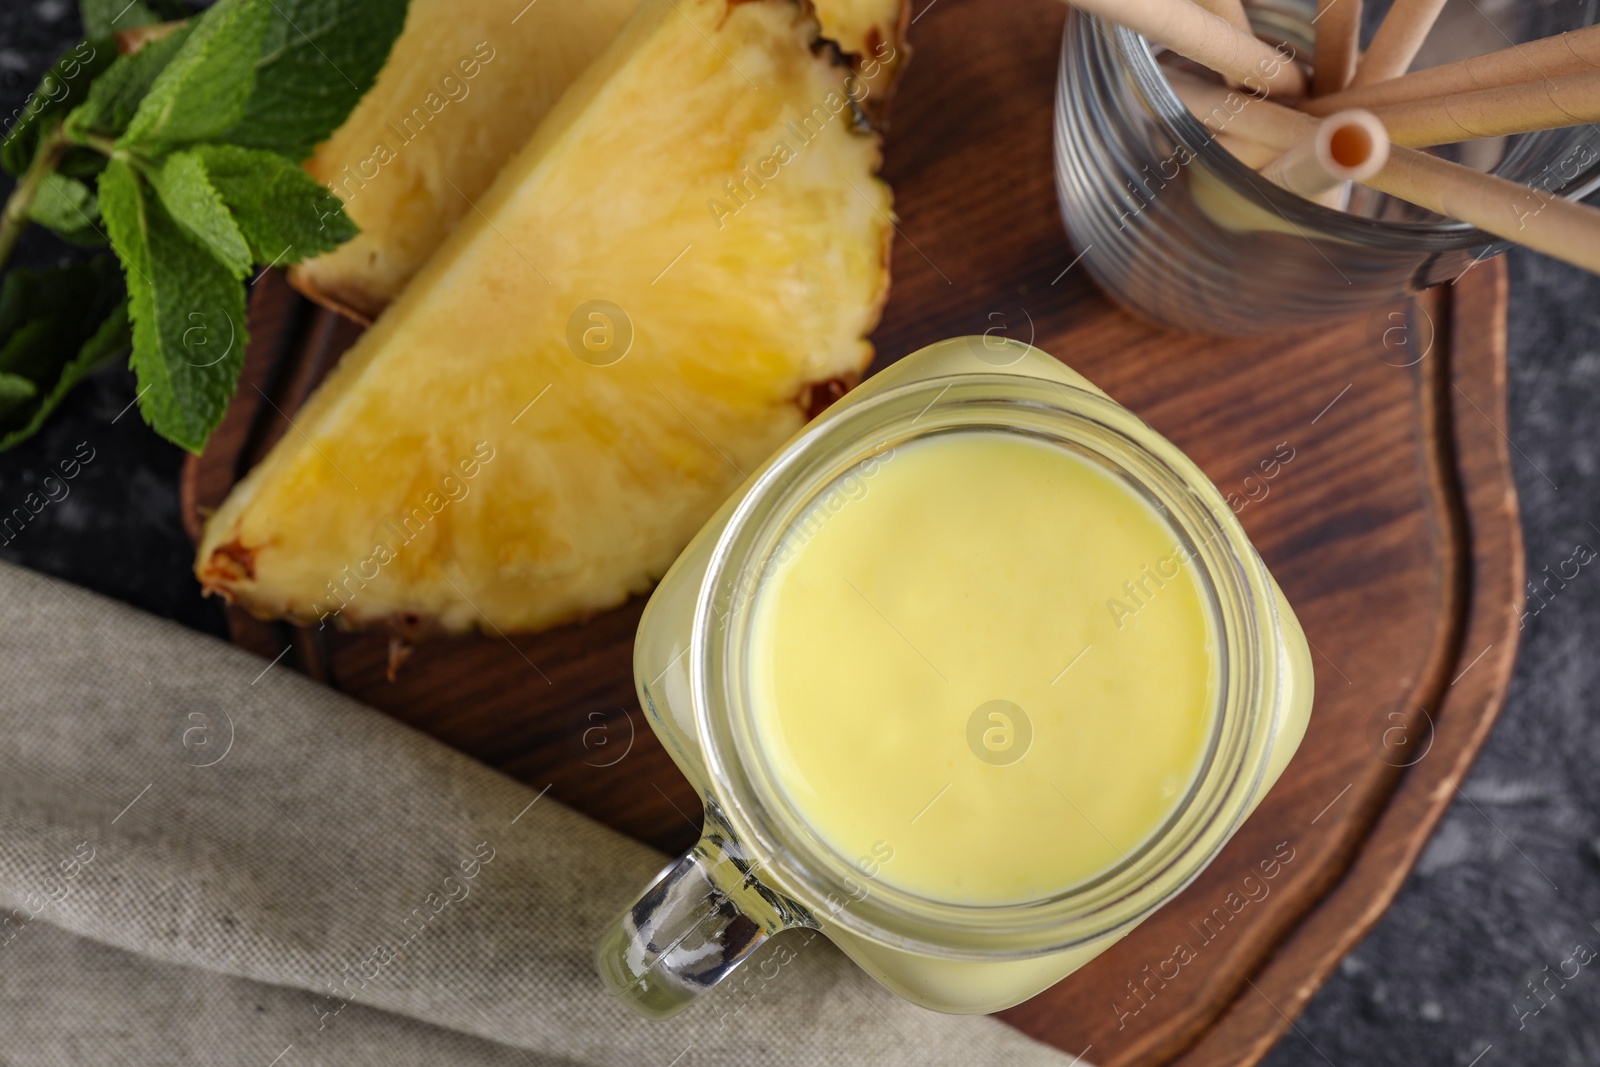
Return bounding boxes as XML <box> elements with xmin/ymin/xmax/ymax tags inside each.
<box><xmin>2</xmin><ymin>5</ymin><xmax>1597</xmax><ymax>1064</ymax></box>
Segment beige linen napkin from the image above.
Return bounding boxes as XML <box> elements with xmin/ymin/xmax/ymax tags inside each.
<box><xmin>0</xmin><ymin>561</ymin><xmax>1082</xmax><ymax>1066</ymax></box>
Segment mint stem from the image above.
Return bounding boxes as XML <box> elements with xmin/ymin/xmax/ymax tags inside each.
<box><xmin>0</xmin><ymin>125</ymin><xmax>68</xmax><ymax>274</ymax></box>
<box><xmin>78</xmin><ymin>132</ymin><xmax>123</xmax><ymax>158</ymax></box>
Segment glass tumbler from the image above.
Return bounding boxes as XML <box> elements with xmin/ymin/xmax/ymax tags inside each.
<box><xmin>596</xmin><ymin>337</ymin><xmax>1314</xmax><ymax>1018</ymax></box>
<box><xmin>1055</xmin><ymin>0</ymin><xmax>1600</xmax><ymax>334</ymax></box>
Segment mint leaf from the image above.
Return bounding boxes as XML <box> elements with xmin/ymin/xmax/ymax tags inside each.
<box><xmin>80</xmin><ymin>0</ymin><xmax>190</xmax><ymax>40</ymax></box>
<box><xmin>226</xmin><ymin>0</ymin><xmax>409</xmax><ymax>161</ymax></box>
<box><xmin>81</xmin><ymin>0</ymin><xmax>160</xmax><ymax>39</ymax></box>
<box><xmin>65</xmin><ymin>27</ymin><xmax>193</xmax><ymax>140</ymax></box>
<box><xmin>0</xmin><ymin>258</ymin><xmax>120</xmax><ymax>380</ymax></box>
<box><xmin>0</xmin><ymin>307</ymin><xmax>131</xmax><ymax>450</ymax></box>
<box><xmin>1</xmin><ymin>40</ymin><xmax>113</xmax><ymax>176</ymax></box>
<box><xmin>120</xmin><ymin>0</ymin><xmax>271</xmax><ymax>152</ymax></box>
<box><xmin>27</xmin><ymin>173</ymin><xmax>106</xmax><ymax>246</ymax></box>
<box><xmin>148</xmin><ymin>150</ymin><xmax>252</xmax><ymax>277</ymax></box>
<box><xmin>190</xmin><ymin>143</ymin><xmax>355</xmax><ymax>262</ymax></box>
<box><xmin>100</xmin><ymin>159</ymin><xmax>247</xmax><ymax>452</ymax></box>
<box><xmin>0</xmin><ymin>258</ymin><xmax>131</xmax><ymax>450</ymax></box>
<box><xmin>0</xmin><ymin>323</ymin><xmax>49</xmax><ymax>419</ymax></box>
<box><xmin>0</xmin><ymin>372</ymin><xmax>37</xmax><ymax>422</ymax></box>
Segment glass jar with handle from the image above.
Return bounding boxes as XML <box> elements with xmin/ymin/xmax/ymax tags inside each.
<box><xmin>598</xmin><ymin>337</ymin><xmax>1314</xmax><ymax>1016</ymax></box>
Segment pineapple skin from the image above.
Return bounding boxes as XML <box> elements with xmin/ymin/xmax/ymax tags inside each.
<box><xmin>198</xmin><ymin>0</ymin><xmax>895</xmax><ymax>639</ymax></box>
<box><xmin>289</xmin><ymin>0</ymin><xmax>644</xmax><ymax>321</ymax></box>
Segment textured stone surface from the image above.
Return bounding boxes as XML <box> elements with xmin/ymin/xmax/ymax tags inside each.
<box><xmin>2</xmin><ymin>6</ymin><xmax>1598</xmax><ymax>1064</ymax></box>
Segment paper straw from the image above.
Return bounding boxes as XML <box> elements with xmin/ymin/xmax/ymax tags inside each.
<box><xmin>1368</xmin><ymin>70</ymin><xmax>1600</xmax><ymax>146</ymax></box>
<box><xmin>1169</xmin><ymin>70</ymin><xmax>1600</xmax><ymax>273</ymax></box>
<box><xmin>1062</xmin><ymin>0</ymin><xmax>1308</xmax><ymax>98</ymax></box>
<box><xmin>1261</xmin><ymin>110</ymin><xmax>1390</xmax><ymax>197</ymax></box>
<box><xmin>1169</xmin><ymin>72</ymin><xmax>1321</xmax><ymax>148</ymax></box>
<box><xmin>1310</xmin><ymin>183</ymin><xmax>1352</xmax><ymax>211</ymax></box>
<box><xmin>1363</xmin><ymin>145</ymin><xmax>1600</xmax><ymax>274</ymax></box>
<box><xmin>1192</xmin><ymin>0</ymin><xmax>1253</xmax><ymax>35</ymax></box>
<box><xmin>1217</xmin><ymin>132</ymin><xmax>1284</xmax><ymax>168</ymax></box>
<box><xmin>1348</xmin><ymin>0</ymin><xmax>1449</xmax><ymax>88</ymax></box>
<box><xmin>1311</xmin><ymin>0</ymin><xmax>1362</xmax><ymax>97</ymax></box>
<box><xmin>1307</xmin><ymin>25</ymin><xmax>1600</xmax><ymax>114</ymax></box>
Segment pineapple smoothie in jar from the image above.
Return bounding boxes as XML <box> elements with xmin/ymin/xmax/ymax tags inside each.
<box><xmin>599</xmin><ymin>337</ymin><xmax>1314</xmax><ymax>1017</ymax></box>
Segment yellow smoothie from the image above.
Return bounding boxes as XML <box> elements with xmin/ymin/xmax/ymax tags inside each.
<box><xmin>748</xmin><ymin>429</ymin><xmax>1219</xmax><ymax>905</ymax></box>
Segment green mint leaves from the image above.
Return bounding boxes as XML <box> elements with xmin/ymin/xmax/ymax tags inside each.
<box><xmin>0</xmin><ymin>257</ymin><xmax>130</xmax><ymax>450</ymax></box>
<box><xmin>149</xmin><ymin>150</ymin><xmax>254</xmax><ymax>277</ymax></box>
<box><xmin>100</xmin><ymin>158</ymin><xmax>248</xmax><ymax>453</ymax></box>
<box><xmin>65</xmin><ymin>28</ymin><xmax>194</xmax><ymax>142</ymax></box>
<box><xmin>71</xmin><ymin>0</ymin><xmax>409</xmax><ymax>163</ymax></box>
<box><xmin>190</xmin><ymin>144</ymin><xmax>357</xmax><ymax>262</ymax></box>
<box><xmin>226</xmin><ymin>0</ymin><xmax>410</xmax><ymax>161</ymax></box>
<box><xmin>120</xmin><ymin>0</ymin><xmax>270</xmax><ymax>151</ymax></box>
<box><xmin>0</xmin><ymin>0</ymin><xmax>409</xmax><ymax>452</ymax></box>
<box><xmin>27</xmin><ymin>173</ymin><xmax>104</xmax><ymax>246</ymax></box>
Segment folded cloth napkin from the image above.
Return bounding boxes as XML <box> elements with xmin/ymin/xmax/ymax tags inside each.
<box><xmin>0</xmin><ymin>562</ymin><xmax>1081</xmax><ymax>1067</ymax></box>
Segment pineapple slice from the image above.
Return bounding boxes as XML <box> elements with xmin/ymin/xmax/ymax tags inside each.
<box><xmin>289</xmin><ymin>0</ymin><xmax>642</xmax><ymax>321</ymax></box>
<box><xmin>814</xmin><ymin>0</ymin><xmax>911</xmax><ymax>92</ymax></box>
<box><xmin>289</xmin><ymin>0</ymin><xmax>907</xmax><ymax>321</ymax></box>
<box><xmin>197</xmin><ymin>0</ymin><xmax>894</xmax><ymax>638</ymax></box>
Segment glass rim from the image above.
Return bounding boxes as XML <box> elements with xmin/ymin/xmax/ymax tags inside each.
<box><xmin>688</xmin><ymin>354</ymin><xmax>1287</xmax><ymax>960</ymax></box>
<box><xmin>1075</xmin><ymin>11</ymin><xmax>1600</xmax><ymax>252</ymax></box>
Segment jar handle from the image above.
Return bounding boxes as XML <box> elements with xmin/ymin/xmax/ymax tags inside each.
<box><xmin>596</xmin><ymin>804</ymin><xmax>814</xmax><ymax>1019</ymax></box>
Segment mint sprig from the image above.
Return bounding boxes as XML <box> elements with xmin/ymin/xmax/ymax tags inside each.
<box><xmin>0</xmin><ymin>0</ymin><xmax>409</xmax><ymax>453</ymax></box>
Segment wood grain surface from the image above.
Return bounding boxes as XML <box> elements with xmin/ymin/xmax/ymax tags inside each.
<box><xmin>182</xmin><ymin>0</ymin><xmax>1525</xmax><ymax>1062</ymax></box>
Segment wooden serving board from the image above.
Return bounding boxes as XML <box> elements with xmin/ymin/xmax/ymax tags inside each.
<box><xmin>182</xmin><ymin>0</ymin><xmax>1524</xmax><ymax>1062</ymax></box>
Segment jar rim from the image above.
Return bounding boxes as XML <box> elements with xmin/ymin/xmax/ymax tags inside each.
<box><xmin>689</xmin><ymin>347</ymin><xmax>1287</xmax><ymax>959</ymax></box>
<box><xmin>1083</xmin><ymin>10</ymin><xmax>1600</xmax><ymax>252</ymax></box>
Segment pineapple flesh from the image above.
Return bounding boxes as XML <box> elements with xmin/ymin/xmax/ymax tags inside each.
<box><xmin>288</xmin><ymin>0</ymin><xmax>642</xmax><ymax>321</ymax></box>
<box><xmin>197</xmin><ymin>0</ymin><xmax>895</xmax><ymax>638</ymax></box>
<box><xmin>289</xmin><ymin>0</ymin><xmax>907</xmax><ymax>321</ymax></box>
<box><xmin>813</xmin><ymin>0</ymin><xmax>911</xmax><ymax>90</ymax></box>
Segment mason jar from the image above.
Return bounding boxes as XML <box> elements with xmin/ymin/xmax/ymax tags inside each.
<box><xmin>595</xmin><ymin>337</ymin><xmax>1315</xmax><ymax>1017</ymax></box>
<box><xmin>1055</xmin><ymin>0</ymin><xmax>1600</xmax><ymax>333</ymax></box>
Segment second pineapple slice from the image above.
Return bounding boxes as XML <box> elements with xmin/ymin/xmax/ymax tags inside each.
<box><xmin>197</xmin><ymin>0</ymin><xmax>894</xmax><ymax>638</ymax></box>
<box><xmin>290</xmin><ymin>0</ymin><xmax>643</xmax><ymax>321</ymax></box>
<box><xmin>290</xmin><ymin>0</ymin><xmax>908</xmax><ymax>321</ymax></box>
